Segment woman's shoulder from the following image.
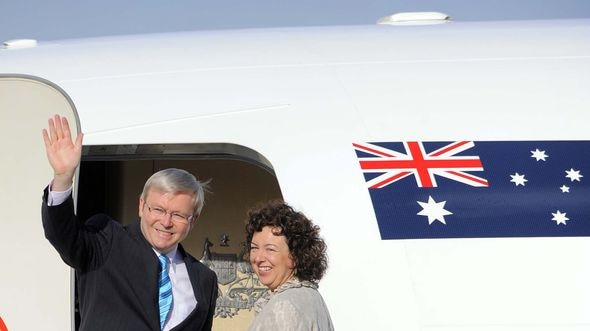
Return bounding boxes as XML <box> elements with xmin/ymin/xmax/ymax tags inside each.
<box><xmin>271</xmin><ymin>278</ymin><xmax>321</xmax><ymax>300</ymax></box>
<box><xmin>271</xmin><ymin>284</ymin><xmax>328</xmax><ymax>313</ymax></box>
<box><xmin>258</xmin><ymin>285</ymin><xmax>333</xmax><ymax>331</ymax></box>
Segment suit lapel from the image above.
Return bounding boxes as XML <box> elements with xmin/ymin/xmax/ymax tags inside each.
<box><xmin>178</xmin><ymin>244</ymin><xmax>202</xmax><ymax>303</ymax></box>
<box><xmin>127</xmin><ymin>220</ymin><xmax>161</xmax><ymax>330</ymax></box>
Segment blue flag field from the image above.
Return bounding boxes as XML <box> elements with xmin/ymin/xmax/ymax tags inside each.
<box><xmin>354</xmin><ymin>141</ymin><xmax>590</xmax><ymax>239</ymax></box>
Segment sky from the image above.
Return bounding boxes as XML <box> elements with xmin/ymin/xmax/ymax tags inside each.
<box><xmin>1</xmin><ymin>0</ymin><xmax>590</xmax><ymax>42</ymax></box>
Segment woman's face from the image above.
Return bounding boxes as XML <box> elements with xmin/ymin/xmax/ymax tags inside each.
<box><xmin>249</xmin><ymin>226</ymin><xmax>295</xmax><ymax>291</ymax></box>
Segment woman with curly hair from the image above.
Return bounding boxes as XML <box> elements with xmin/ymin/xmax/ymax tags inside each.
<box><xmin>245</xmin><ymin>200</ymin><xmax>334</xmax><ymax>331</ymax></box>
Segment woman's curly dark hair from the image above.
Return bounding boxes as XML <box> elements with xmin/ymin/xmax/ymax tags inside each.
<box><xmin>245</xmin><ymin>200</ymin><xmax>328</xmax><ymax>283</ymax></box>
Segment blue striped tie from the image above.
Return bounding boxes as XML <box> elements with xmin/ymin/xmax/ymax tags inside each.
<box><xmin>158</xmin><ymin>255</ymin><xmax>173</xmax><ymax>330</ymax></box>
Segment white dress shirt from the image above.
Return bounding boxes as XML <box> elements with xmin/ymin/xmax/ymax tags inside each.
<box><xmin>46</xmin><ymin>184</ymin><xmax>71</xmax><ymax>206</ymax></box>
<box><xmin>157</xmin><ymin>248</ymin><xmax>198</xmax><ymax>331</ymax></box>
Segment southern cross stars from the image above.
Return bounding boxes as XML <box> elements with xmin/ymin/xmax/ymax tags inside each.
<box><xmin>551</xmin><ymin>210</ymin><xmax>569</xmax><ymax>225</ymax></box>
<box><xmin>530</xmin><ymin>148</ymin><xmax>548</xmax><ymax>161</ymax></box>
<box><xmin>417</xmin><ymin>196</ymin><xmax>452</xmax><ymax>225</ymax></box>
<box><xmin>510</xmin><ymin>172</ymin><xmax>528</xmax><ymax>186</ymax></box>
<box><xmin>565</xmin><ymin>168</ymin><xmax>583</xmax><ymax>182</ymax></box>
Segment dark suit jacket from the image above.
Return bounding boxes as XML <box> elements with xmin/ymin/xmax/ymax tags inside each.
<box><xmin>41</xmin><ymin>188</ymin><xmax>218</xmax><ymax>331</ymax></box>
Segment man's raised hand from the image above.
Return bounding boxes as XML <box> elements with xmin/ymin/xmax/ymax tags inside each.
<box><xmin>42</xmin><ymin>114</ymin><xmax>84</xmax><ymax>191</ymax></box>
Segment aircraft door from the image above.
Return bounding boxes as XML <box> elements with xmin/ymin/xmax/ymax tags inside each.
<box><xmin>0</xmin><ymin>75</ymin><xmax>79</xmax><ymax>331</ymax></box>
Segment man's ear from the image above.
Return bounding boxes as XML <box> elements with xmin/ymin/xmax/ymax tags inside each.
<box><xmin>138</xmin><ymin>197</ymin><xmax>145</xmax><ymax>219</ymax></box>
<box><xmin>188</xmin><ymin>213</ymin><xmax>200</xmax><ymax>230</ymax></box>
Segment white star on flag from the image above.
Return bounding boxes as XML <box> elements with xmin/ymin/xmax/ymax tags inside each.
<box><xmin>510</xmin><ymin>172</ymin><xmax>528</xmax><ymax>186</ymax></box>
<box><xmin>560</xmin><ymin>185</ymin><xmax>570</xmax><ymax>193</ymax></box>
<box><xmin>530</xmin><ymin>148</ymin><xmax>548</xmax><ymax>161</ymax></box>
<box><xmin>417</xmin><ymin>196</ymin><xmax>452</xmax><ymax>225</ymax></box>
<box><xmin>565</xmin><ymin>168</ymin><xmax>583</xmax><ymax>182</ymax></box>
<box><xmin>551</xmin><ymin>210</ymin><xmax>569</xmax><ymax>225</ymax></box>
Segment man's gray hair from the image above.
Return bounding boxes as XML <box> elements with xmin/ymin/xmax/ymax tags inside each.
<box><xmin>141</xmin><ymin>168</ymin><xmax>209</xmax><ymax>218</ymax></box>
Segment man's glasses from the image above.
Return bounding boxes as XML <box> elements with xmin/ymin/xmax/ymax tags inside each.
<box><xmin>145</xmin><ymin>204</ymin><xmax>193</xmax><ymax>224</ymax></box>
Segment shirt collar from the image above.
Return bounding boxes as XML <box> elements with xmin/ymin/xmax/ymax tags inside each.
<box><xmin>152</xmin><ymin>246</ymin><xmax>179</xmax><ymax>264</ymax></box>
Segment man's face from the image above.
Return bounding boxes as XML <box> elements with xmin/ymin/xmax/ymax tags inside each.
<box><xmin>138</xmin><ymin>189</ymin><xmax>195</xmax><ymax>254</ymax></box>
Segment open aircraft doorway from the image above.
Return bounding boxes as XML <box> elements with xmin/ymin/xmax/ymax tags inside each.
<box><xmin>78</xmin><ymin>144</ymin><xmax>283</xmax><ymax>331</ymax></box>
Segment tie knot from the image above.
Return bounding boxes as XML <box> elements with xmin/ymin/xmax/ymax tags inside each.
<box><xmin>159</xmin><ymin>255</ymin><xmax>169</xmax><ymax>270</ymax></box>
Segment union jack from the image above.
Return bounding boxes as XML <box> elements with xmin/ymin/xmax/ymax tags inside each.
<box><xmin>353</xmin><ymin>141</ymin><xmax>489</xmax><ymax>188</ymax></box>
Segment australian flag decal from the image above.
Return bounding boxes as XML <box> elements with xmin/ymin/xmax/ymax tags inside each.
<box><xmin>353</xmin><ymin>141</ymin><xmax>590</xmax><ymax>239</ymax></box>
